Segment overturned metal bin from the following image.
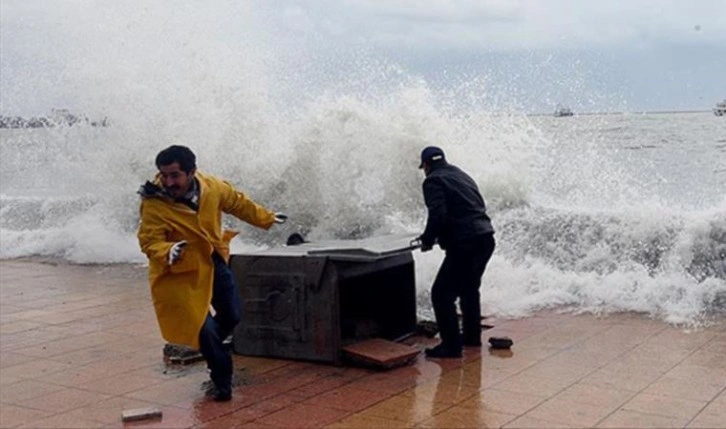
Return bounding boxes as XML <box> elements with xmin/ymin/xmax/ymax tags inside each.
<box><xmin>229</xmin><ymin>233</ymin><xmax>418</xmax><ymax>365</ymax></box>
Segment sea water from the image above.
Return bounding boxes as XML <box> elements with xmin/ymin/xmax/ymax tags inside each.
<box><xmin>1</xmin><ymin>2</ymin><xmax>725</xmax><ymax>325</ymax></box>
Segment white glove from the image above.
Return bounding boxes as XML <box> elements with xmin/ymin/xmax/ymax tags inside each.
<box><xmin>274</xmin><ymin>213</ymin><xmax>288</xmax><ymax>224</ymax></box>
<box><xmin>168</xmin><ymin>241</ymin><xmax>187</xmax><ymax>265</ymax></box>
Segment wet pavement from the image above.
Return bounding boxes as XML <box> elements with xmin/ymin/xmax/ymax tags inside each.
<box><xmin>1</xmin><ymin>259</ymin><xmax>725</xmax><ymax>428</ymax></box>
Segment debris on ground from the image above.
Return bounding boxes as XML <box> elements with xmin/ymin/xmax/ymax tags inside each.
<box><xmin>121</xmin><ymin>407</ymin><xmax>162</xmax><ymax>422</ymax></box>
<box><xmin>416</xmin><ymin>320</ymin><xmax>439</xmax><ymax>338</ymax></box>
<box><xmin>163</xmin><ymin>343</ymin><xmax>204</xmax><ymax>365</ymax></box>
<box><xmin>488</xmin><ymin>336</ymin><xmax>513</xmax><ymax>349</ymax></box>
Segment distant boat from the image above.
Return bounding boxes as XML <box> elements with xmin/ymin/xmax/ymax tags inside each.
<box><xmin>714</xmin><ymin>100</ymin><xmax>726</xmax><ymax>117</ymax></box>
<box><xmin>554</xmin><ymin>105</ymin><xmax>574</xmax><ymax>117</ymax></box>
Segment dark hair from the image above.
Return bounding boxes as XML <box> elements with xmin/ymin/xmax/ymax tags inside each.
<box><xmin>155</xmin><ymin>145</ymin><xmax>196</xmax><ymax>173</ymax></box>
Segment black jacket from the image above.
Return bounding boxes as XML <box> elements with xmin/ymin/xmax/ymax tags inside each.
<box><xmin>420</xmin><ymin>162</ymin><xmax>494</xmax><ymax>250</ymax></box>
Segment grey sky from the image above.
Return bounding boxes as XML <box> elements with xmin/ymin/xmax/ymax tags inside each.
<box><xmin>266</xmin><ymin>0</ymin><xmax>726</xmax><ymax>111</ymax></box>
<box><xmin>2</xmin><ymin>0</ymin><xmax>725</xmax><ymax>115</ymax></box>
<box><xmin>275</xmin><ymin>0</ymin><xmax>726</xmax><ymax>50</ymax></box>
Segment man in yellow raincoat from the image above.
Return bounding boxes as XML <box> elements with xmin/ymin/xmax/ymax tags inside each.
<box><xmin>137</xmin><ymin>145</ymin><xmax>286</xmax><ymax>401</ymax></box>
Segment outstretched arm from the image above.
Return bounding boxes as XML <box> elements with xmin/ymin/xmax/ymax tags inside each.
<box><xmin>218</xmin><ymin>180</ymin><xmax>276</xmax><ymax>229</ymax></box>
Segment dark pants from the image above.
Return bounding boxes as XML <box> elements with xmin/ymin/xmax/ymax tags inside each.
<box><xmin>431</xmin><ymin>234</ymin><xmax>495</xmax><ymax>351</ymax></box>
<box><xmin>198</xmin><ymin>252</ymin><xmax>241</xmax><ymax>391</ymax></box>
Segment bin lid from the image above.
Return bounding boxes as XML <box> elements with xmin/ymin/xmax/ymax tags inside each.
<box><xmin>236</xmin><ymin>233</ymin><xmax>420</xmax><ymax>261</ymax></box>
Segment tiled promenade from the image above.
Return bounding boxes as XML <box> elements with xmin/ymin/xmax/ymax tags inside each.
<box><xmin>1</xmin><ymin>259</ymin><xmax>724</xmax><ymax>428</ymax></box>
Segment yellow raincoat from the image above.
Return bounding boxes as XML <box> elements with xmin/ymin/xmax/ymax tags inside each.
<box><xmin>137</xmin><ymin>171</ymin><xmax>275</xmax><ymax>349</ymax></box>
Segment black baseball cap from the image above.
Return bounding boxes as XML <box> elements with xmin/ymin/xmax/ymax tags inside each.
<box><xmin>418</xmin><ymin>146</ymin><xmax>445</xmax><ymax>168</ymax></box>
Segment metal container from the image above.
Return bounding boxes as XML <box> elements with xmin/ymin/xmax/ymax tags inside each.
<box><xmin>230</xmin><ymin>233</ymin><xmax>418</xmax><ymax>365</ymax></box>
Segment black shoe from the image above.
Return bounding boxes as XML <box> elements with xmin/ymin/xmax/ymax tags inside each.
<box><xmin>424</xmin><ymin>345</ymin><xmax>462</xmax><ymax>358</ymax></box>
<box><xmin>463</xmin><ymin>338</ymin><xmax>482</xmax><ymax>347</ymax></box>
<box><xmin>212</xmin><ymin>386</ymin><xmax>232</xmax><ymax>402</ymax></box>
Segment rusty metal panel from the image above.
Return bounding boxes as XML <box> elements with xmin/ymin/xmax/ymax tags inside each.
<box><xmin>230</xmin><ymin>255</ymin><xmax>340</xmax><ymax>364</ymax></box>
<box><xmin>229</xmin><ymin>234</ymin><xmax>419</xmax><ymax>366</ymax></box>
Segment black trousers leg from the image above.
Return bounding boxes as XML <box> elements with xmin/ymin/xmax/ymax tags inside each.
<box><xmin>431</xmin><ymin>255</ymin><xmax>462</xmax><ymax>351</ymax></box>
<box><xmin>198</xmin><ymin>253</ymin><xmax>242</xmax><ymax>391</ymax></box>
<box><xmin>459</xmin><ymin>235</ymin><xmax>496</xmax><ymax>344</ymax></box>
<box><xmin>432</xmin><ymin>234</ymin><xmax>496</xmax><ymax>351</ymax></box>
<box><xmin>210</xmin><ymin>253</ymin><xmax>242</xmax><ymax>339</ymax></box>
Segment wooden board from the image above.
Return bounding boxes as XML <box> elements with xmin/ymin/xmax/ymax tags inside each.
<box><xmin>342</xmin><ymin>338</ymin><xmax>420</xmax><ymax>369</ymax></box>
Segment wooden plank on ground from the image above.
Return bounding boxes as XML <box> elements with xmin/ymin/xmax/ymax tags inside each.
<box><xmin>342</xmin><ymin>338</ymin><xmax>420</xmax><ymax>369</ymax></box>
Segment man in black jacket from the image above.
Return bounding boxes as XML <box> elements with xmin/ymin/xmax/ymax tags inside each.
<box><xmin>416</xmin><ymin>146</ymin><xmax>496</xmax><ymax>358</ymax></box>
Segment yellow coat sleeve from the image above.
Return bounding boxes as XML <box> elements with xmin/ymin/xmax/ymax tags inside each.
<box><xmin>218</xmin><ymin>180</ymin><xmax>276</xmax><ymax>229</ymax></box>
<box><xmin>137</xmin><ymin>200</ymin><xmax>174</xmax><ymax>266</ymax></box>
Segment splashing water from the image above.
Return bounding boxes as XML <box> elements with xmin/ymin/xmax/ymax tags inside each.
<box><xmin>1</xmin><ymin>2</ymin><xmax>725</xmax><ymax>326</ymax></box>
